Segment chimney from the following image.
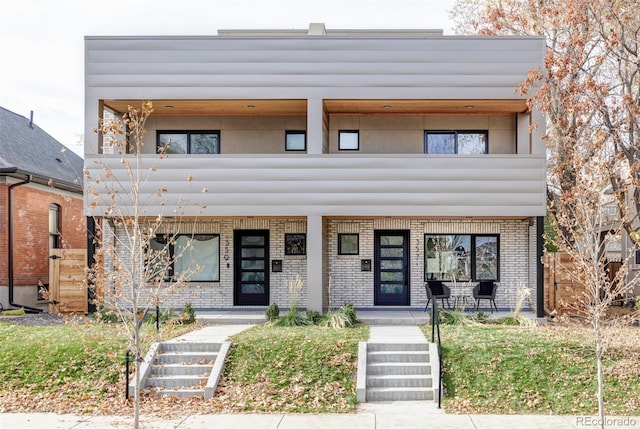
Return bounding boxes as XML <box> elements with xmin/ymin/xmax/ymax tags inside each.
<box><xmin>29</xmin><ymin>110</ymin><xmax>34</xmax><ymax>128</ymax></box>
<box><xmin>308</xmin><ymin>23</ymin><xmax>326</xmax><ymax>36</ymax></box>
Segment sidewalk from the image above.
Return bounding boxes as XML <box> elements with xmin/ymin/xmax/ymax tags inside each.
<box><xmin>3</xmin><ymin>411</ymin><xmax>638</xmax><ymax>428</ymax></box>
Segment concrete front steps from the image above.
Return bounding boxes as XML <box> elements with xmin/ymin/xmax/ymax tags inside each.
<box><xmin>357</xmin><ymin>326</ymin><xmax>440</xmax><ymax>403</ymax></box>
<box><xmin>130</xmin><ymin>340</ymin><xmax>230</xmax><ymax>399</ymax></box>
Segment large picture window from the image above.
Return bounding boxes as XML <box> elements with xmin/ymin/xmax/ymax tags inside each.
<box><xmin>425</xmin><ymin>131</ymin><xmax>488</xmax><ymax>154</ymax></box>
<box><xmin>148</xmin><ymin>234</ymin><xmax>220</xmax><ymax>282</ymax></box>
<box><xmin>157</xmin><ymin>131</ymin><xmax>220</xmax><ymax>154</ymax></box>
<box><xmin>424</xmin><ymin>234</ymin><xmax>499</xmax><ymax>281</ymax></box>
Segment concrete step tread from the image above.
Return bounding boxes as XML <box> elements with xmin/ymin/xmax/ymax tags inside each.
<box><xmin>158</xmin><ymin>351</ymin><xmax>218</xmax><ymax>356</ymax></box>
<box><xmin>152</xmin><ymin>363</ymin><xmax>213</xmax><ymax>368</ymax></box>
<box><xmin>148</xmin><ymin>374</ymin><xmax>209</xmax><ymax>380</ymax></box>
<box><xmin>368</xmin><ymin>350</ymin><xmax>427</xmax><ymax>355</ymax></box>
<box><xmin>367</xmin><ymin>374</ymin><xmax>432</xmax><ymax>380</ymax></box>
<box><xmin>366</xmin><ymin>387</ymin><xmax>435</xmax><ymax>392</ymax></box>
<box><xmin>154</xmin><ymin>388</ymin><xmax>205</xmax><ymax>397</ymax></box>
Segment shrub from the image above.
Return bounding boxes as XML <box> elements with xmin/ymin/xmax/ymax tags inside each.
<box><xmin>266</xmin><ymin>303</ymin><xmax>280</xmax><ymax>322</ymax></box>
<box><xmin>319</xmin><ymin>304</ymin><xmax>358</xmax><ymax>329</ymax></box>
<box><xmin>319</xmin><ymin>310</ymin><xmax>352</xmax><ymax>329</ymax></box>
<box><xmin>306</xmin><ymin>310</ymin><xmax>323</xmax><ymax>324</ymax></box>
<box><xmin>438</xmin><ymin>309</ymin><xmax>480</xmax><ymax>326</ymax></box>
<box><xmin>92</xmin><ymin>307</ymin><xmax>120</xmax><ymax>323</ymax></box>
<box><xmin>272</xmin><ymin>306</ymin><xmax>311</xmax><ymax>327</ymax></box>
<box><xmin>1</xmin><ymin>308</ymin><xmax>26</xmax><ymax>316</ymax></box>
<box><xmin>342</xmin><ymin>303</ymin><xmax>358</xmax><ymax>325</ymax></box>
<box><xmin>493</xmin><ymin>315</ymin><xmax>535</xmax><ymax>326</ymax></box>
<box><xmin>180</xmin><ymin>302</ymin><xmax>196</xmax><ymax>324</ymax></box>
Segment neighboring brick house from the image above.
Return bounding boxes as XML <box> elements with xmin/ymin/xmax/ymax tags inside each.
<box><xmin>84</xmin><ymin>24</ymin><xmax>547</xmax><ymax>316</ymax></box>
<box><xmin>0</xmin><ymin>107</ymin><xmax>85</xmax><ymax>311</ymax></box>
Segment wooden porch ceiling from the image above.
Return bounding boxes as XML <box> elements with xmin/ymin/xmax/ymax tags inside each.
<box><xmin>103</xmin><ymin>99</ymin><xmax>529</xmax><ymax>117</ymax></box>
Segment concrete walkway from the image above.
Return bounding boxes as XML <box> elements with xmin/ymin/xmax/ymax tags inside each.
<box><xmin>168</xmin><ymin>324</ymin><xmax>254</xmax><ymax>342</ymax></box>
<box><xmin>367</xmin><ymin>325</ymin><xmax>430</xmax><ymax>343</ymax></box>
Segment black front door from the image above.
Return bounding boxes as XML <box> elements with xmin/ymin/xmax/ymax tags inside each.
<box><xmin>374</xmin><ymin>230</ymin><xmax>410</xmax><ymax>306</ymax></box>
<box><xmin>234</xmin><ymin>230</ymin><xmax>269</xmax><ymax>306</ymax></box>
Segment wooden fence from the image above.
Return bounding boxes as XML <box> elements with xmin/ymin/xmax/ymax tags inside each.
<box><xmin>48</xmin><ymin>249</ymin><xmax>88</xmax><ymax>314</ymax></box>
<box><xmin>543</xmin><ymin>252</ymin><xmax>622</xmax><ymax>314</ymax></box>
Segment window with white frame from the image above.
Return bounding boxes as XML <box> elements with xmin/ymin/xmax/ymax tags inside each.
<box><xmin>424</xmin><ymin>234</ymin><xmax>499</xmax><ymax>281</ymax></box>
<box><xmin>148</xmin><ymin>234</ymin><xmax>220</xmax><ymax>281</ymax></box>
<box><xmin>49</xmin><ymin>203</ymin><xmax>61</xmax><ymax>249</ymax></box>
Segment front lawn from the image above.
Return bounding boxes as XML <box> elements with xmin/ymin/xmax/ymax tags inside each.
<box><xmin>429</xmin><ymin>324</ymin><xmax>640</xmax><ymax>415</ymax></box>
<box><xmin>0</xmin><ymin>320</ymin><xmax>196</xmax><ymax>415</ymax></box>
<box><xmin>3</xmin><ymin>316</ymin><xmax>638</xmax><ymax>417</ymax></box>
<box><xmin>212</xmin><ymin>324</ymin><xmax>369</xmax><ymax>413</ymax></box>
<box><xmin>0</xmin><ymin>319</ymin><xmax>368</xmax><ymax>416</ymax></box>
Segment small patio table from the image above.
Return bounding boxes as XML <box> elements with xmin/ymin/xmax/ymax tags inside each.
<box><xmin>448</xmin><ymin>282</ymin><xmax>474</xmax><ymax>310</ymax></box>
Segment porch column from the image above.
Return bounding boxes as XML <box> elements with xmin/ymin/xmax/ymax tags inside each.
<box><xmin>531</xmin><ymin>108</ymin><xmax>546</xmax><ymax>156</ymax></box>
<box><xmin>306</xmin><ymin>215</ymin><xmax>324</xmax><ymax>312</ymax></box>
<box><xmin>307</xmin><ymin>98</ymin><xmax>324</xmax><ymax>155</ymax></box>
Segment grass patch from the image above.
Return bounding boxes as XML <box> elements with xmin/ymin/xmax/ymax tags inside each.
<box><xmin>425</xmin><ymin>324</ymin><xmax>640</xmax><ymax>415</ymax></box>
<box><xmin>0</xmin><ymin>320</ymin><xmax>199</xmax><ymax>414</ymax></box>
<box><xmin>213</xmin><ymin>324</ymin><xmax>369</xmax><ymax>413</ymax></box>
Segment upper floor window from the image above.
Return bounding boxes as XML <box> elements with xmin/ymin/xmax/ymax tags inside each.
<box><xmin>49</xmin><ymin>204</ymin><xmax>61</xmax><ymax>249</ymax></box>
<box><xmin>339</xmin><ymin>130</ymin><xmax>359</xmax><ymax>151</ymax></box>
<box><xmin>635</xmin><ymin>248</ymin><xmax>640</xmax><ymax>266</ymax></box>
<box><xmin>425</xmin><ymin>131</ymin><xmax>488</xmax><ymax>154</ymax></box>
<box><xmin>285</xmin><ymin>131</ymin><xmax>306</xmax><ymax>151</ymax></box>
<box><xmin>157</xmin><ymin>131</ymin><xmax>220</xmax><ymax>154</ymax></box>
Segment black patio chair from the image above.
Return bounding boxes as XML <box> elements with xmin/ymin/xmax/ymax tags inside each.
<box><xmin>424</xmin><ymin>280</ymin><xmax>451</xmax><ymax>312</ymax></box>
<box><xmin>472</xmin><ymin>281</ymin><xmax>499</xmax><ymax>313</ymax></box>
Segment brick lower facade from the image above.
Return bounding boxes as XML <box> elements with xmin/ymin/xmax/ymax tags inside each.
<box><xmin>327</xmin><ymin>219</ymin><xmax>535</xmax><ymax>311</ymax></box>
<box><xmin>105</xmin><ymin>217</ymin><xmax>537</xmax><ymax>313</ymax></box>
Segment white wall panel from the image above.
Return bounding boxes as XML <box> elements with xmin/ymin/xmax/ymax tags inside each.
<box><xmin>85</xmin><ymin>36</ymin><xmax>545</xmax><ymax>99</ymax></box>
<box><xmin>84</xmin><ymin>154</ymin><xmax>545</xmax><ymax>217</ymax></box>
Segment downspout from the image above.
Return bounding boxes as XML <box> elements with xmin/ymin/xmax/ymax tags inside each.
<box><xmin>86</xmin><ymin>216</ymin><xmax>97</xmax><ymax>313</ymax></box>
<box><xmin>8</xmin><ymin>175</ymin><xmax>43</xmax><ymax>313</ymax></box>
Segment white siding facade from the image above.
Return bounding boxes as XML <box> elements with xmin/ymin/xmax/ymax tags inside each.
<box><xmin>84</xmin><ymin>28</ymin><xmax>546</xmax><ymax>313</ymax></box>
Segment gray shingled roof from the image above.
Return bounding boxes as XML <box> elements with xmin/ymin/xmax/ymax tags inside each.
<box><xmin>0</xmin><ymin>106</ymin><xmax>83</xmax><ymax>191</ymax></box>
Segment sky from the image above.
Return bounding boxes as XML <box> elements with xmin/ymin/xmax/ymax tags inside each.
<box><xmin>0</xmin><ymin>0</ymin><xmax>457</xmax><ymax>157</ymax></box>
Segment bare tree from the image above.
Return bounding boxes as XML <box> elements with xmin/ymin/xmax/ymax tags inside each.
<box><xmin>549</xmin><ymin>159</ymin><xmax>639</xmax><ymax>424</ymax></box>
<box><xmin>450</xmin><ymin>0</ymin><xmax>639</xmax><ymax>245</ymax></box>
<box><xmin>85</xmin><ymin>102</ymin><xmax>205</xmax><ymax>428</ymax></box>
<box><xmin>450</xmin><ymin>1</ymin><xmax>640</xmax><ymax>424</ymax></box>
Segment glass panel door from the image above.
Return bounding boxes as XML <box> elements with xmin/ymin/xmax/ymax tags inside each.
<box><xmin>374</xmin><ymin>230</ymin><xmax>410</xmax><ymax>305</ymax></box>
<box><xmin>234</xmin><ymin>230</ymin><xmax>269</xmax><ymax>306</ymax></box>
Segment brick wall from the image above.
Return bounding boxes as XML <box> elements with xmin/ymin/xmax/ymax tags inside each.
<box><xmin>107</xmin><ymin>218</ymin><xmax>308</xmax><ymax>310</ymax></box>
<box><xmin>327</xmin><ymin>218</ymin><xmax>535</xmax><ymax>310</ymax></box>
<box><xmin>103</xmin><ymin>216</ymin><xmax>536</xmax><ymax>312</ymax></box>
<box><xmin>0</xmin><ymin>182</ymin><xmax>85</xmax><ymax>308</ymax></box>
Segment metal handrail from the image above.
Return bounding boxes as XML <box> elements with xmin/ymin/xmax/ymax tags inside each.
<box><xmin>431</xmin><ymin>298</ymin><xmax>442</xmax><ymax>409</ymax></box>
